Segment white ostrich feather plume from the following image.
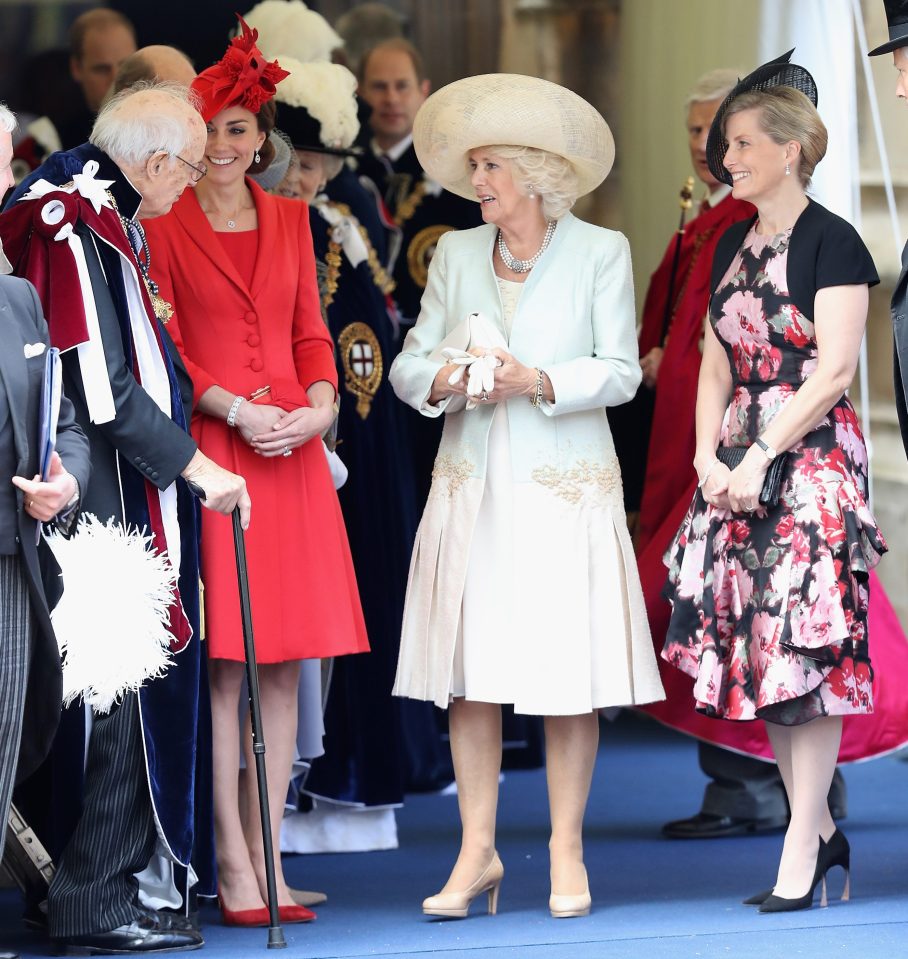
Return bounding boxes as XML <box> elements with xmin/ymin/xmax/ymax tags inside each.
<box><xmin>46</xmin><ymin>513</ymin><xmax>179</xmax><ymax>713</ymax></box>
<box><xmin>242</xmin><ymin>0</ymin><xmax>342</xmax><ymax>63</ymax></box>
<box><xmin>278</xmin><ymin>57</ymin><xmax>360</xmax><ymax>150</ymax></box>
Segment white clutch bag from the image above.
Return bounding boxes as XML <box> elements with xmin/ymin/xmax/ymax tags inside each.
<box><xmin>428</xmin><ymin>311</ymin><xmax>507</xmax><ymax>412</ymax></box>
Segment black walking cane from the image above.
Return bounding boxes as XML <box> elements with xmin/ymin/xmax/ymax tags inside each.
<box><xmin>188</xmin><ymin>484</ymin><xmax>286</xmax><ymax>948</ymax></box>
<box><xmin>232</xmin><ymin>506</ymin><xmax>286</xmax><ymax>949</ymax></box>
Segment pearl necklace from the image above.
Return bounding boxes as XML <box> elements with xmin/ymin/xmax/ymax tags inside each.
<box><xmin>497</xmin><ymin>219</ymin><xmax>556</xmax><ymax>273</ymax></box>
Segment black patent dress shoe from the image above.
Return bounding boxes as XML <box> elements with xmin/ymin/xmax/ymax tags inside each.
<box><xmin>52</xmin><ymin>911</ymin><xmax>203</xmax><ymax>955</ymax></box>
<box><xmin>661</xmin><ymin>811</ymin><xmax>788</xmax><ymax>839</ymax></box>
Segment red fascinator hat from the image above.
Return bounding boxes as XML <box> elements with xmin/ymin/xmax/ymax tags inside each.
<box><xmin>191</xmin><ymin>15</ymin><xmax>289</xmax><ymax>122</ymax></box>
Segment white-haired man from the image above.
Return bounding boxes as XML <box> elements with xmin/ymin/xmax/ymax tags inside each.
<box><xmin>0</xmin><ymin>83</ymin><xmax>249</xmax><ymax>954</ymax></box>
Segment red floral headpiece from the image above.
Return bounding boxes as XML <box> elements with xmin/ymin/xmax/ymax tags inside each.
<box><xmin>191</xmin><ymin>14</ymin><xmax>289</xmax><ymax>122</ymax></box>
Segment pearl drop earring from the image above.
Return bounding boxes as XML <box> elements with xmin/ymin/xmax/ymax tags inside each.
<box><xmin>527</xmin><ymin>185</ymin><xmax>536</xmax><ymax>199</ymax></box>
<box><xmin>785</xmin><ymin>162</ymin><xmax>791</xmax><ymax>176</ymax></box>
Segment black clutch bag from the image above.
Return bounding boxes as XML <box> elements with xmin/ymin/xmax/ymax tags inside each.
<box><xmin>715</xmin><ymin>446</ymin><xmax>789</xmax><ymax>507</ymax></box>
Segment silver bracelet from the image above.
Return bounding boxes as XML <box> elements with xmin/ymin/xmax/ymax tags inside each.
<box><xmin>530</xmin><ymin>368</ymin><xmax>544</xmax><ymax>408</ymax></box>
<box><xmin>226</xmin><ymin>395</ymin><xmax>245</xmax><ymax>427</ymax></box>
<box><xmin>697</xmin><ymin>459</ymin><xmax>720</xmax><ymax>489</ymax></box>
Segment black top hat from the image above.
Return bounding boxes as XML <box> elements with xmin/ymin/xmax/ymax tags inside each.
<box><xmin>279</xmin><ymin>102</ymin><xmax>362</xmax><ymax>157</ymax></box>
<box><xmin>868</xmin><ymin>0</ymin><xmax>908</xmax><ymax>55</ymax></box>
<box><xmin>705</xmin><ymin>50</ymin><xmax>819</xmax><ymax>186</ymax></box>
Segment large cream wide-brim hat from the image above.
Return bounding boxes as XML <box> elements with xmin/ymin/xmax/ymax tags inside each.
<box><xmin>413</xmin><ymin>73</ymin><xmax>614</xmax><ymax>203</ymax></box>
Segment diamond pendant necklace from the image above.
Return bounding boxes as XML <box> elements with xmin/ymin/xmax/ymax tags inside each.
<box><xmin>498</xmin><ymin>219</ymin><xmax>556</xmax><ymax>273</ymax></box>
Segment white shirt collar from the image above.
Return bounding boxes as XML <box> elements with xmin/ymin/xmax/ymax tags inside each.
<box><xmin>372</xmin><ymin>133</ymin><xmax>413</xmax><ymax>163</ymax></box>
<box><xmin>704</xmin><ymin>183</ymin><xmax>732</xmax><ymax>208</ymax></box>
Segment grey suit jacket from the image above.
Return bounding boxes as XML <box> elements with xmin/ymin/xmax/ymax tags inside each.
<box><xmin>892</xmin><ymin>242</ymin><xmax>908</xmax><ymax>458</ymax></box>
<box><xmin>0</xmin><ymin>273</ymin><xmax>91</xmax><ymax>780</ymax></box>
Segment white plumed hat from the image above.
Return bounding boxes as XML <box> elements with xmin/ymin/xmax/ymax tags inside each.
<box><xmin>275</xmin><ymin>57</ymin><xmax>360</xmax><ymax>154</ymax></box>
<box><xmin>242</xmin><ymin>0</ymin><xmax>342</xmax><ymax>63</ymax></box>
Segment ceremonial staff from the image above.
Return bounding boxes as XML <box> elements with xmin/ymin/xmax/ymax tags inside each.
<box><xmin>659</xmin><ymin>176</ymin><xmax>695</xmax><ymax>346</ymax></box>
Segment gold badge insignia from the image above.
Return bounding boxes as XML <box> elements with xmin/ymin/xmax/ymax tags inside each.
<box><xmin>151</xmin><ymin>293</ymin><xmax>174</xmax><ymax>323</ymax></box>
<box><xmin>338</xmin><ymin>322</ymin><xmax>383</xmax><ymax>419</ymax></box>
<box><xmin>407</xmin><ymin>224</ymin><xmax>454</xmax><ymax>289</ymax></box>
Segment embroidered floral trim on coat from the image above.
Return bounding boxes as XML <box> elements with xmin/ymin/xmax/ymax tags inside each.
<box><xmin>431</xmin><ymin>456</ymin><xmax>474</xmax><ymax>498</ymax></box>
<box><xmin>531</xmin><ymin>459</ymin><xmax>624</xmax><ymax>507</ymax></box>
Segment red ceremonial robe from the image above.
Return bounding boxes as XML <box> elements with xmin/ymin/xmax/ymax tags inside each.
<box><xmin>637</xmin><ymin>191</ymin><xmax>755</xmax><ymax>550</ymax></box>
<box><xmin>636</xmin><ymin>190</ymin><xmax>908</xmax><ymax>762</ymax></box>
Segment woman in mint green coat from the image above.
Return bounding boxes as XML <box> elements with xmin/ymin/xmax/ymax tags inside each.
<box><xmin>389</xmin><ymin>74</ymin><xmax>664</xmax><ymax>921</ymax></box>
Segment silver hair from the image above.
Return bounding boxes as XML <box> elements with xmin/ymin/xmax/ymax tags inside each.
<box><xmin>0</xmin><ymin>103</ymin><xmax>17</xmax><ymax>134</ymax></box>
<box><xmin>479</xmin><ymin>145</ymin><xmax>579</xmax><ymax>220</ymax></box>
<box><xmin>322</xmin><ymin>154</ymin><xmax>344</xmax><ymax>182</ymax></box>
<box><xmin>684</xmin><ymin>68</ymin><xmax>739</xmax><ymax>109</ymax></box>
<box><xmin>335</xmin><ymin>2</ymin><xmax>405</xmax><ymax>75</ymax></box>
<box><xmin>90</xmin><ymin>80</ymin><xmax>199</xmax><ymax>167</ymax></box>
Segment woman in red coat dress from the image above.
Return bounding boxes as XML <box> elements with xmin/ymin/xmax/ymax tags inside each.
<box><xmin>145</xmin><ymin>23</ymin><xmax>368</xmax><ymax>925</ymax></box>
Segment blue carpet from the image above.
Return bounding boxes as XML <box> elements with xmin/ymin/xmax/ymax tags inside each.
<box><xmin>3</xmin><ymin>714</ymin><xmax>907</xmax><ymax>957</ymax></box>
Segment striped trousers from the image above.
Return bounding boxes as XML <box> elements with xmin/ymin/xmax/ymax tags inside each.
<box><xmin>47</xmin><ymin>691</ymin><xmax>158</xmax><ymax>937</ymax></box>
<box><xmin>0</xmin><ymin>555</ymin><xmax>32</xmax><ymax>862</ymax></box>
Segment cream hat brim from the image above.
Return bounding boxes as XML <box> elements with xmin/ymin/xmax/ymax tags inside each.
<box><xmin>413</xmin><ymin>73</ymin><xmax>614</xmax><ymax>203</ymax></box>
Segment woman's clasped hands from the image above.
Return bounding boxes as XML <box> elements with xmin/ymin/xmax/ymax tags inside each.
<box><xmin>431</xmin><ymin>347</ymin><xmax>537</xmax><ymax>406</ymax></box>
<box><xmin>698</xmin><ymin>446</ymin><xmax>770</xmax><ymax>514</ymax></box>
<box><xmin>235</xmin><ymin>401</ymin><xmax>334</xmax><ymax>457</ymax></box>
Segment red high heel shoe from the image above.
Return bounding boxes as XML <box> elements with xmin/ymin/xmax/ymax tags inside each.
<box><xmin>219</xmin><ymin>904</ymin><xmax>270</xmax><ymax>927</ymax></box>
<box><xmin>278</xmin><ymin>903</ymin><xmax>316</xmax><ymax>923</ymax></box>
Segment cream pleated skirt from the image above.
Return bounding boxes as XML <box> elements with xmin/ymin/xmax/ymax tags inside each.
<box><xmin>394</xmin><ymin>402</ymin><xmax>665</xmax><ymax>716</ymax></box>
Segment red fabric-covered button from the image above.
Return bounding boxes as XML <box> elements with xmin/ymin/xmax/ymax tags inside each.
<box><xmin>244</xmin><ymin>311</ymin><xmax>257</xmax><ymax>325</ymax></box>
<box><xmin>250</xmin><ymin>358</ymin><xmax>264</xmax><ymax>372</ymax></box>
<box><xmin>247</xmin><ymin>333</ymin><xmax>261</xmax><ymax>347</ymax></box>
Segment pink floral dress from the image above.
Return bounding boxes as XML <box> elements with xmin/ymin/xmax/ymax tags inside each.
<box><xmin>663</xmin><ymin>224</ymin><xmax>886</xmax><ymax>725</ymax></box>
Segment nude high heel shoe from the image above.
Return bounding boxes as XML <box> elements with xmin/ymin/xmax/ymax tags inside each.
<box><xmin>422</xmin><ymin>853</ymin><xmax>504</xmax><ymax>918</ymax></box>
<box><xmin>549</xmin><ymin>865</ymin><xmax>591</xmax><ymax>918</ymax></box>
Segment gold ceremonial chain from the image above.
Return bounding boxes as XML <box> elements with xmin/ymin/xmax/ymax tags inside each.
<box><xmin>321</xmin><ymin>202</ymin><xmax>395</xmax><ymax>311</ymax></box>
<box><xmin>108</xmin><ymin>191</ymin><xmax>174</xmax><ymax>322</ymax></box>
<box><xmin>322</xmin><ymin>241</ymin><xmax>342</xmax><ymax>310</ymax></box>
<box><xmin>394</xmin><ymin>179</ymin><xmax>428</xmax><ymax>227</ymax></box>
<box><xmin>332</xmin><ymin>202</ymin><xmax>395</xmax><ymax>295</ymax></box>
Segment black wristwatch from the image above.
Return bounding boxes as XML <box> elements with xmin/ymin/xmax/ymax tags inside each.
<box><xmin>753</xmin><ymin>437</ymin><xmax>778</xmax><ymax>461</ymax></box>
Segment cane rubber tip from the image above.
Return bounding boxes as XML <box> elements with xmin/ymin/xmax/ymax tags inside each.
<box><xmin>267</xmin><ymin>927</ymin><xmax>287</xmax><ymax>948</ymax></box>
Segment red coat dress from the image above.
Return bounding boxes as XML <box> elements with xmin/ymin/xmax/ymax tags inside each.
<box><xmin>145</xmin><ymin>181</ymin><xmax>368</xmax><ymax>663</ymax></box>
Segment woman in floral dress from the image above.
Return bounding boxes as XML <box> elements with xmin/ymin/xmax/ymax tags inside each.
<box><xmin>664</xmin><ymin>55</ymin><xmax>883</xmax><ymax>913</ymax></box>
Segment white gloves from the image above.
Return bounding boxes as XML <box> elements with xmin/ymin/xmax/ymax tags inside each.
<box><xmin>441</xmin><ymin>348</ymin><xmax>501</xmax><ymax>410</ymax></box>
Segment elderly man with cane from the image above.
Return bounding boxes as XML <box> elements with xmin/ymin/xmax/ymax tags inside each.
<box><xmin>0</xmin><ymin>82</ymin><xmax>250</xmax><ymax>955</ymax></box>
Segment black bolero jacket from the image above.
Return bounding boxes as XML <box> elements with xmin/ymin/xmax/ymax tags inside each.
<box><xmin>710</xmin><ymin>197</ymin><xmax>879</xmax><ymax>320</ymax></box>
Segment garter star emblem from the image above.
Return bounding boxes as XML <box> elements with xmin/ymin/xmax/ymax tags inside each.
<box><xmin>408</xmin><ymin>224</ymin><xmax>454</xmax><ymax>289</ymax></box>
<box><xmin>338</xmin><ymin>322</ymin><xmax>383</xmax><ymax>419</ymax></box>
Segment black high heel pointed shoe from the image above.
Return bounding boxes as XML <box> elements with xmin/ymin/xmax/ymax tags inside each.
<box><xmin>758</xmin><ymin>830</ymin><xmax>852</xmax><ymax>913</ymax></box>
<box><xmin>742</xmin><ymin>887</ymin><xmax>773</xmax><ymax>906</ymax></box>
<box><xmin>819</xmin><ymin>828</ymin><xmax>851</xmax><ymax>904</ymax></box>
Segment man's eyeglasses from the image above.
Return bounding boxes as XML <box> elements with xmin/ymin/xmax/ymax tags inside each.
<box><xmin>174</xmin><ymin>154</ymin><xmax>207</xmax><ymax>183</ymax></box>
